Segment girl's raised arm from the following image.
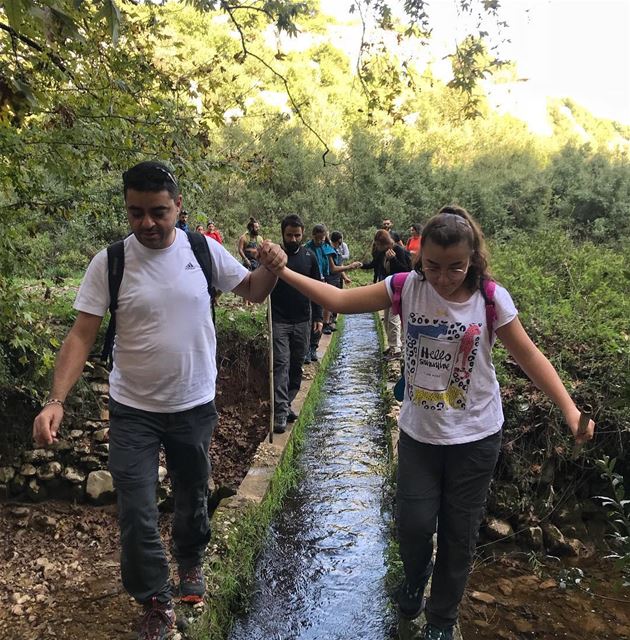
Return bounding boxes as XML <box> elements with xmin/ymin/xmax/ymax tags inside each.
<box><xmin>496</xmin><ymin>317</ymin><xmax>595</xmax><ymax>443</ymax></box>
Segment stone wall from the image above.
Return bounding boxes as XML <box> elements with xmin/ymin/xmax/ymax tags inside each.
<box><xmin>0</xmin><ymin>363</ymin><xmax>118</xmax><ymax>504</ymax></box>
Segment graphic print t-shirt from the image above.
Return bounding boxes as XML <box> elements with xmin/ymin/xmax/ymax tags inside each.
<box><xmin>386</xmin><ymin>271</ymin><xmax>518</xmax><ymax>445</ymax></box>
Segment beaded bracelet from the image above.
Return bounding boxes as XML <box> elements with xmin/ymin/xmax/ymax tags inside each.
<box><xmin>44</xmin><ymin>398</ymin><xmax>64</xmax><ymax>409</ymax></box>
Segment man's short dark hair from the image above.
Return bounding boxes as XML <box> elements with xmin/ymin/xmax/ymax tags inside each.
<box><xmin>281</xmin><ymin>214</ymin><xmax>304</xmax><ymax>233</ymax></box>
<box><xmin>122</xmin><ymin>161</ymin><xmax>179</xmax><ymax>199</ymax></box>
<box><xmin>330</xmin><ymin>231</ymin><xmax>342</xmax><ymax>243</ymax></box>
<box><xmin>312</xmin><ymin>224</ymin><xmax>326</xmax><ymax>235</ymax></box>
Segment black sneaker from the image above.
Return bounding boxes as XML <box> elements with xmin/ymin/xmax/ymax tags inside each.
<box><xmin>421</xmin><ymin>623</ymin><xmax>454</xmax><ymax>640</ymax></box>
<box><xmin>287</xmin><ymin>409</ymin><xmax>298</xmax><ymax>423</ymax></box>
<box><xmin>396</xmin><ymin>580</ymin><xmax>426</xmax><ymax>620</ymax></box>
<box><xmin>138</xmin><ymin>597</ymin><xmax>176</xmax><ymax>640</ymax></box>
<box><xmin>273</xmin><ymin>420</ymin><xmax>287</xmax><ymax>434</ymax></box>
<box><xmin>310</xmin><ymin>348</ymin><xmax>319</xmax><ymax>362</ymax></box>
<box><xmin>178</xmin><ymin>565</ymin><xmax>205</xmax><ymax>604</ymax></box>
<box><xmin>303</xmin><ymin>352</ymin><xmax>312</xmax><ymax>364</ymax></box>
<box><xmin>322</xmin><ymin>324</ymin><xmax>333</xmax><ymax>335</ymax></box>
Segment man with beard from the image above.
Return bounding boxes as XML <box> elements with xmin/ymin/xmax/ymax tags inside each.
<box><xmin>270</xmin><ymin>214</ymin><xmax>323</xmax><ymax>433</ymax></box>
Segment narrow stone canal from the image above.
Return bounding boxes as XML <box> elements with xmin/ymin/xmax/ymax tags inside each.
<box><xmin>229</xmin><ymin>313</ymin><xmax>395</xmax><ymax>640</ymax></box>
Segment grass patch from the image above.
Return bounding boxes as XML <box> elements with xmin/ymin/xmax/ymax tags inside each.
<box><xmin>373</xmin><ymin>310</ymin><xmax>405</xmax><ymax>599</ymax></box>
<box><xmin>188</xmin><ymin>317</ymin><xmax>345</xmax><ymax>640</ymax></box>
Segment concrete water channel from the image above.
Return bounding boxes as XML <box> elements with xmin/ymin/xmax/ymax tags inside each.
<box><xmin>229</xmin><ymin>313</ymin><xmax>397</xmax><ymax>640</ymax></box>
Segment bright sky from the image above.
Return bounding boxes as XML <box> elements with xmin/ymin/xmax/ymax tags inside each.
<box><xmin>319</xmin><ymin>0</ymin><xmax>630</xmax><ymax>130</ymax></box>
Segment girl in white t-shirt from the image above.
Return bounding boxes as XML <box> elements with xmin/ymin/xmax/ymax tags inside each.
<box><xmin>258</xmin><ymin>205</ymin><xmax>595</xmax><ymax>640</ymax></box>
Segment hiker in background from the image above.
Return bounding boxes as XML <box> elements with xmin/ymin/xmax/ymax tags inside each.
<box><xmin>361</xmin><ymin>229</ymin><xmax>411</xmax><ymax>359</ymax></box>
<box><xmin>390</xmin><ymin>230</ymin><xmax>405</xmax><ymax>248</ymax></box>
<box><xmin>270</xmin><ymin>214</ymin><xmax>323</xmax><ymax>433</ymax></box>
<box><xmin>332</xmin><ymin>230</ymin><xmax>352</xmax><ymax>286</ymax></box>
<box><xmin>175</xmin><ymin>209</ymin><xmax>189</xmax><ymax>232</ymax></box>
<box><xmin>32</xmin><ymin>161</ymin><xmax>286</xmax><ymax>640</ymax></box>
<box><xmin>336</xmin><ymin>231</ymin><xmax>350</xmax><ymax>264</ymax></box>
<box><xmin>326</xmin><ymin>231</ymin><xmax>351</xmax><ymax>332</ymax></box>
<box><xmin>406</xmin><ymin>223</ymin><xmax>422</xmax><ymax>256</ymax></box>
<box><xmin>381</xmin><ymin>218</ymin><xmax>394</xmax><ymax>232</ymax></box>
<box><xmin>238</xmin><ymin>217</ymin><xmax>264</xmax><ymax>271</ymax></box>
<box><xmin>195</xmin><ymin>224</ymin><xmax>204</xmax><ymax>234</ymax></box>
<box><xmin>306</xmin><ymin>225</ymin><xmax>360</xmax><ymax>345</ymax></box>
<box><xmin>204</xmin><ymin>219</ymin><xmax>223</xmax><ymax>244</ymax></box>
<box><xmin>258</xmin><ymin>204</ymin><xmax>594</xmax><ymax>640</ymax></box>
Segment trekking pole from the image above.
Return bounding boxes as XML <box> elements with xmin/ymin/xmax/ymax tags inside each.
<box><xmin>571</xmin><ymin>403</ymin><xmax>593</xmax><ymax>459</ymax></box>
<box><xmin>267</xmin><ymin>296</ymin><xmax>274</xmax><ymax>444</ymax></box>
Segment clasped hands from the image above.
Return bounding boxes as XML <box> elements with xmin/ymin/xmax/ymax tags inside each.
<box><xmin>258</xmin><ymin>241</ymin><xmax>287</xmax><ymax>274</ymax></box>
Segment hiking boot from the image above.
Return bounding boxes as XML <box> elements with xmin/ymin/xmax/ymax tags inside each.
<box><xmin>273</xmin><ymin>419</ymin><xmax>287</xmax><ymax>434</ymax></box>
<box><xmin>322</xmin><ymin>324</ymin><xmax>333</xmax><ymax>335</ymax></box>
<box><xmin>178</xmin><ymin>565</ymin><xmax>205</xmax><ymax>603</ymax></box>
<box><xmin>421</xmin><ymin>623</ymin><xmax>454</xmax><ymax>640</ymax></box>
<box><xmin>310</xmin><ymin>348</ymin><xmax>319</xmax><ymax>362</ymax></box>
<box><xmin>287</xmin><ymin>409</ymin><xmax>298</xmax><ymax>423</ymax></box>
<box><xmin>138</xmin><ymin>597</ymin><xmax>176</xmax><ymax>640</ymax></box>
<box><xmin>396</xmin><ymin>580</ymin><xmax>426</xmax><ymax>620</ymax></box>
<box><xmin>303</xmin><ymin>352</ymin><xmax>312</xmax><ymax>364</ymax></box>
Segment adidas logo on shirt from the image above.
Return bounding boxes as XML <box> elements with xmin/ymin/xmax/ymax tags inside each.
<box><xmin>185</xmin><ymin>262</ymin><xmax>196</xmax><ymax>271</ymax></box>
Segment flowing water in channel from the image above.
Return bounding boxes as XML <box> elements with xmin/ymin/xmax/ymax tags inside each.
<box><xmin>229</xmin><ymin>313</ymin><xmax>396</xmax><ymax>640</ymax></box>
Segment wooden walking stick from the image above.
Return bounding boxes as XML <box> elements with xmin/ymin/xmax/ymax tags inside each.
<box><xmin>571</xmin><ymin>403</ymin><xmax>593</xmax><ymax>459</ymax></box>
<box><xmin>267</xmin><ymin>296</ymin><xmax>274</xmax><ymax>443</ymax></box>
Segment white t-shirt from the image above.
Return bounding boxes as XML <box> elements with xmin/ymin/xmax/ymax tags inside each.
<box><xmin>74</xmin><ymin>229</ymin><xmax>249</xmax><ymax>412</ymax></box>
<box><xmin>386</xmin><ymin>271</ymin><xmax>518</xmax><ymax>445</ymax></box>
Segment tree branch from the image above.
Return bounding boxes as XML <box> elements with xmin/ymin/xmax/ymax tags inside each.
<box><xmin>0</xmin><ymin>22</ymin><xmax>69</xmax><ymax>75</ymax></box>
<box><xmin>222</xmin><ymin>2</ymin><xmax>334</xmax><ymax>166</ymax></box>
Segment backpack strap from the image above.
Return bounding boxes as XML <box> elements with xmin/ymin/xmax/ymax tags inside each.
<box><xmin>101</xmin><ymin>240</ymin><xmax>125</xmax><ymax>365</ymax></box>
<box><xmin>480</xmin><ymin>278</ymin><xmax>497</xmax><ymax>340</ymax></box>
<box><xmin>101</xmin><ymin>232</ymin><xmax>216</xmax><ymax>366</ymax></box>
<box><xmin>390</xmin><ymin>271</ymin><xmax>411</xmax><ymax>318</ymax></box>
<box><xmin>186</xmin><ymin>231</ymin><xmax>214</xmax><ymax>299</ymax></box>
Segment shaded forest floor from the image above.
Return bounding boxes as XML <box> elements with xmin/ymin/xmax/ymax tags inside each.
<box><xmin>461</xmin><ymin>554</ymin><xmax>630</xmax><ymax>640</ymax></box>
<box><xmin>1</xmin><ymin>337</ymin><xmax>628</xmax><ymax>639</ymax></box>
<box><xmin>0</xmin><ymin>350</ymin><xmax>282</xmax><ymax>639</ymax></box>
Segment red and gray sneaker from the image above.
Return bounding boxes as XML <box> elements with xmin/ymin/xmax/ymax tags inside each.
<box><xmin>138</xmin><ymin>597</ymin><xmax>176</xmax><ymax>640</ymax></box>
<box><xmin>178</xmin><ymin>565</ymin><xmax>206</xmax><ymax>604</ymax></box>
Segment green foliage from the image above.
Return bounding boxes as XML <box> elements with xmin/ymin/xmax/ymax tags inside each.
<box><xmin>0</xmin><ymin>0</ymin><xmax>629</xmax><ymax>521</ymax></box>
<box><xmin>490</xmin><ymin>229</ymin><xmax>630</xmax><ymax>502</ymax></box>
<box><xmin>593</xmin><ymin>456</ymin><xmax>630</xmax><ymax>584</ymax></box>
<box><xmin>0</xmin><ymin>278</ymin><xmax>63</xmax><ymax>395</ymax></box>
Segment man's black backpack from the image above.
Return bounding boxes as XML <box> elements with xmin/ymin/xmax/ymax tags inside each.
<box><xmin>101</xmin><ymin>231</ymin><xmax>214</xmax><ymax>365</ymax></box>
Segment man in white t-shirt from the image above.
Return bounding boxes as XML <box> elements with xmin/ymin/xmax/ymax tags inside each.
<box><xmin>32</xmin><ymin>161</ymin><xmax>286</xmax><ymax>640</ymax></box>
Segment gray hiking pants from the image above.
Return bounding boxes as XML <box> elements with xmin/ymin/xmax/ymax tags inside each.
<box><xmin>272</xmin><ymin>319</ymin><xmax>310</xmax><ymax>424</ymax></box>
<box><xmin>397</xmin><ymin>428</ymin><xmax>501</xmax><ymax>628</ymax></box>
<box><xmin>108</xmin><ymin>397</ymin><xmax>218</xmax><ymax>604</ymax></box>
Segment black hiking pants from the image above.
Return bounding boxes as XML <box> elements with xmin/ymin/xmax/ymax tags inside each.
<box><xmin>396</xmin><ymin>428</ymin><xmax>501</xmax><ymax>629</ymax></box>
<box><xmin>108</xmin><ymin>397</ymin><xmax>218</xmax><ymax>604</ymax></box>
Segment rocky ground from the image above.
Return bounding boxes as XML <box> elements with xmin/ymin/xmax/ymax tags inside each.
<box><xmin>0</xmin><ymin>354</ymin><xmax>278</xmax><ymax>639</ymax></box>
<box><xmin>461</xmin><ymin>553</ymin><xmax>630</xmax><ymax>639</ymax></box>
<box><xmin>1</xmin><ymin>341</ymin><xmax>628</xmax><ymax>639</ymax></box>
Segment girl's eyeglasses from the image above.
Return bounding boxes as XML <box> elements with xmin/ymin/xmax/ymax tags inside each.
<box><xmin>421</xmin><ymin>262</ymin><xmax>469</xmax><ymax>280</ymax></box>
